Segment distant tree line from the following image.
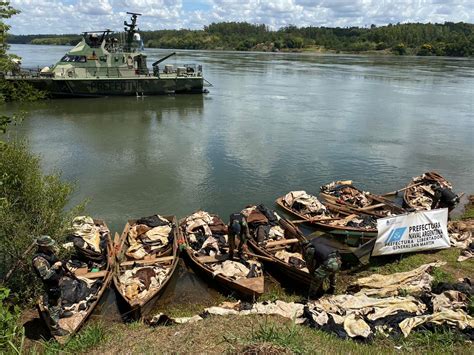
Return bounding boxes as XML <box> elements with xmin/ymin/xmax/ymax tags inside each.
<box><xmin>8</xmin><ymin>21</ymin><xmax>474</xmax><ymax>56</ymax></box>
<box><xmin>8</xmin><ymin>33</ymin><xmax>81</xmax><ymax>46</ymax></box>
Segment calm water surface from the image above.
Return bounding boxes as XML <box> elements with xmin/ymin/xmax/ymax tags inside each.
<box><xmin>5</xmin><ymin>44</ymin><xmax>474</xmax><ymax>318</ymax></box>
<box><xmin>6</xmin><ymin>44</ymin><xmax>473</xmax><ymax>233</ymax></box>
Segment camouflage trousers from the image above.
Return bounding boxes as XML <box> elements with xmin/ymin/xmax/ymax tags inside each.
<box><xmin>45</xmin><ymin>288</ymin><xmax>61</xmax><ymax>329</ymax></box>
<box><xmin>308</xmin><ymin>255</ymin><xmax>342</xmax><ymax>299</ymax></box>
<box><xmin>228</xmin><ymin>232</ymin><xmax>247</xmax><ymax>258</ymax></box>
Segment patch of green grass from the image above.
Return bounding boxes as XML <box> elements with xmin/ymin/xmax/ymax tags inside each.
<box><xmin>431</xmin><ymin>267</ymin><xmax>455</xmax><ymax>285</ymax></box>
<box><xmin>127</xmin><ymin>320</ymin><xmax>144</xmax><ymax>330</ymax></box>
<box><xmin>362</xmin><ymin>253</ymin><xmax>432</xmax><ymax>277</ymax></box>
<box><xmin>259</xmin><ymin>283</ymin><xmax>301</xmax><ymax>303</ymax></box>
<box><xmin>41</xmin><ymin>322</ymin><xmax>106</xmax><ymax>354</ymax></box>
<box><xmin>461</xmin><ymin>209</ymin><xmax>474</xmax><ymax>219</ymax></box>
<box><xmin>163</xmin><ymin>293</ymin><xmax>229</xmax><ymax>318</ymax></box>
<box><xmin>248</xmin><ymin>318</ymin><xmax>309</xmax><ymax>354</ymax></box>
<box><xmin>400</xmin><ymin>328</ymin><xmax>469</xmax><ymax>353</ymax></box>
<box><xmin>460</xmin><ymin>203</ymin><xmax>474</xmax><ymax>220</ymax></box>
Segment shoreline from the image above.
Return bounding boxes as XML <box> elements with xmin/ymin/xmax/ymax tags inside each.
<box><xmin>8</xmin><ymin>42</ymin><xmax>473</xmax><ymax>59</ymax></box>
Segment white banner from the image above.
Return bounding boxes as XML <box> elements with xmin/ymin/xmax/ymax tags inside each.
<box><xmin>372</xmin><ymin>208</ymin><xmax>450</xmax><ymax>256</ymax></box>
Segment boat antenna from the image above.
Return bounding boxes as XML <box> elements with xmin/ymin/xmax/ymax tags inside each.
<box><xmin>124</xmin><ymin>12</ymin><xmax>142</xmax><ymax>51</ymax></box>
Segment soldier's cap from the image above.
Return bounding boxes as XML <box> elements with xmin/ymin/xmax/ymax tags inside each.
<box><xmin>36</xmin><ymin>235</ymin><xmax>56</xmax><ymax>247</ymax></box>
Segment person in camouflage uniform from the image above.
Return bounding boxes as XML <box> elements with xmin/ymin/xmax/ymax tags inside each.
<box><xmin>303</xmin><ymin>237</ymin><xmax>342</xmax><ymax>299</ymax></box>
<box><xmin>228</xmin><ymin>213</ymin><xmax>250</xmax><ymax>259</ymax></box>
<box><xmin>32</xmin><ymin>236</ymin><xmax>69</xmax><ymax>336</ymax></box>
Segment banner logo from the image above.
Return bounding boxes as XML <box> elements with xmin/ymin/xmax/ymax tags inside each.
<box><xmin>385</xmin><ymin>227</ymin><xmax>407</xmax><ymax>244</ymax></box>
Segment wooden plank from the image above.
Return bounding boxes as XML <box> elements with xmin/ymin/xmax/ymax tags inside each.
<box><xmin>265</xmin><ymin>238</ymin><xmax>299</xmax><ymax>247</ymax></box>
<box><xmin>359</xmin><ymin>202</ymin><xmax>386</xmax><ymax>211</ymax></box>
<box><xmin>196</xmin><ymin>254</ymin><xmax>228</xmax><ymax>264</ymax></box>
<box><xmin>77</xmin><ymin>270</ymin><xmax>107</xmax><ymax>279</ymax></box>
<box><xmin>235</xmin><ymin>276</ymin><xmax>264</xmax><ymax>295</ymax></box>
<box><xmin>120</xmin><ymin>255</ymin><xmax>174</xmax><ymax>266</ymax></box>
<box><xmin>291</xmin><ymin>217</ymin><xmax>340</xmax><ymax>224</ymax></box>
<box><xmin>382</xmin><ymin>183</ymin><xmax>422</xmax><ymax>196</ymax></box>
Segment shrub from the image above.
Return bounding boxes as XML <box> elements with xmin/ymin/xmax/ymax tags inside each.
<box><xmin>0</xmin><ymin>141</ymin><xmax>84</xmax><ymax>304</ymax></box>
<box><xmin>392</xmin><ymin>43</ymin><xmax>407</xmax><ymax>55</ymax></box>
<box><xmin>0</xmin><ymin>287</ymin><xmax>24</xmax><ymax>354</ymax></box>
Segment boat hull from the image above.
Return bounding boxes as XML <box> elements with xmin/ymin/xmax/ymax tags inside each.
<box><xmin>178</xmin><ymin>215</ymin><xmax>264</xmax><ymax>299</ymax></box>
<box><xmin>275</xmin><ymin>197</ymin><xmax>377</xmax><ymax>242</ymax></box>
<box><xmin>113</xmin><ymin>216</ymin><xmax>180</xmax><ymax>320</ymax></box>
<box><xmin>37</xmin><ymin>219</ymin><xmax>114</xmax><ymax>343</ymax></box>
<box><xmin>8</xmin><ymin>76</ymin><xmax>204</xmax><ymax>97</ymax></box>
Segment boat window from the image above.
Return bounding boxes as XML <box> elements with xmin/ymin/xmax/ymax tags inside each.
<box><xmin>60</xmin><ymin>55</ymin><xmax>87</xmax><ymax>63</ymax></box>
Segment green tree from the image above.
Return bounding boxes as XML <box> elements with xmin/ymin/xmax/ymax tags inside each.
<box><xmin>0</xmin><ymin>1</ymin><xmax>78</xmax><ymax>304</ymax></box>
<box><xmin>1</xmin><ymin>1</ymin><xmax>45</xmax><ymax>102</ymax></box>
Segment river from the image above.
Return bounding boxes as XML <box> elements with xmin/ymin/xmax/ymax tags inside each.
<box><xmin>4</xmin><ymin>44</ymin><xmax>474</xmax><ymax>319</ymax></box>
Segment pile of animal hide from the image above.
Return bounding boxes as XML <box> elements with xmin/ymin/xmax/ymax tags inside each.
<box><xmin>327</xmin><ymin>213</ymin><xmax>377</xmax><ymax>230</ymax></box>
<box><xmin>183</xmin><ymin>211</ymin><xmax>228</xmax><ymax>256</ymax></box>
<box><xmin>347</xmin><ymin>262</ymin><xmax>446</xmax><ymax>297</ymax></box>
<box><xmin>307</xmin><ymin>262</ymin><xmax>474</xmax><ymax>339</ymax></box>
<box><xmin>241</xmin><ymin>205</ymin><xmax>308</xmax><ymax>272</ymax></box>
<box><xmin>448</xmin><ymin>219</ymin><xmax>474</xmax><ymax>262</ymax></box>
<box><xmin>118</xmin><ymin>266</ymin><xmax>170</xmax><ymax>301</ymax></box>
<box><xmin>126</xmin><ymin>215</ymin><xmax>172</xmax><ymax>260</ymax></box>
<box><xmin>149</xmin><ymin>300</ymin><xmax>305</xmax><ymax>326</ymax></box>
<box><xmin>320</xmin><ymin>181</ymin><xmax>371</xmax><ymax>208</ymax></box>
<box><xmin>57</xmin><ymin>276</ymin><xmax>102</xmax><ymax>332</ymax></box>
<box><xmin>210</xmin><ymin>259</ymin><xmax>262</xmax><ymax>280</ymax></box>
<box><xmin>148</xmin><ymin>262</ymin><xmax>474</xmax><ymax>342</ymax></box>
<box><xmin>183</xmin><ymin>211</ymin><xmax>262</xmax><ymax>280</ymax></box>
<box><xmin>241</xmin><ymin>205</ymin><xmax>283</xmax><ymax>244</ymax></box>
<box><xmin>406</xmin><ymin>172</ymin><xmax>452</xmax><ymax>210</ymax></box>
<box><xmin>283</xmin><ymin>191</ymin><xmax>330</xmax><ymax>217</ymax></box>
<box><xmin>282</xmin><ymin>191</ymin><xmax>376</xmax><ymax>229</ymax></box>
<box><xmin>67</xmin><ymin>216</ymin><xmax>109</xmax><ymax>262</ymax></box>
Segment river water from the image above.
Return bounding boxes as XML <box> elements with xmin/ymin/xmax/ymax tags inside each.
<box><xmin>4</xmin><ymin>44</ymin><xmax>474</xmax><ymax>319</ymax></box>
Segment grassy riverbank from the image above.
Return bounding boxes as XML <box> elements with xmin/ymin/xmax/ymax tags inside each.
<box><xmin>24</xmin><ymin>199</ymin><xmax>474</xmax><ymax>354</ymax></box>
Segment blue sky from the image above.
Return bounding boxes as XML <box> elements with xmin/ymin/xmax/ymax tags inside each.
<box><xmin>7</xmin><ymin>0</ymin><xmax>474</xmax><ymax>35</ymax></box>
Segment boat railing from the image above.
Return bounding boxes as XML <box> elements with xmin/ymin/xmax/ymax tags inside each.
<box><xmin>152</xmin><ymin>64</ymin><xmax>203</xmax><ymax>78</ymax></box>
<box><xmin>4</xmin><ymin>67</ymin><xmax>44</xmax><ymax>79</ymax></box>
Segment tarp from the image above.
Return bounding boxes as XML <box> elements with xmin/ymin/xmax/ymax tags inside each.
<box><xmin>373</xmin><ymin>209</ymin><xmax>449</xmax><ymax>256</ymax></box>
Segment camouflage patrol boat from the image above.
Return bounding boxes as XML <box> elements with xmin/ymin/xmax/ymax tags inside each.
<box><xmin>6</xmin><ymin>13</ymin><xmax>205</xmax><ymax>97</ymax></box>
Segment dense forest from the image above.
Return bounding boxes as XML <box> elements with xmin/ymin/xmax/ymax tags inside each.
<box><xmin>8</xmin><ymin>21</ymin><xmax>474</xmax><ymax>56</ymax></box>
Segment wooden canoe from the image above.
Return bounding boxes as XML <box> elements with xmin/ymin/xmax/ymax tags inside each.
<box><xmin>243</xmin><ymin>206</ymin><xmax>313</xmax><ymax>288</ymax></box>
<box><xmin>320</xmin><ymin>183</ymin><xmax>406</xmax><ymax>218</ymax></box>
<box><xmin>275</xmin><ymin>196</ymin><xmax>378</xmax><ymax>238</ymax></box>
<box><xmin>403</xmin><ymin>171</ymin><xmax>452</xmax><ymax>211</ymax></box>
<box><xmin>113</xmin><ymin>215</ymin><xmax>179</xmax><ymax>318</ymax></box>
<box><xmin>179</xmin><ymin>212</ymin><xmax>264</xmax><ymax>299</ymax></box>
<box><xmin>37</xmin><ymin>219</ymin><xmax>114</xmax><ymax>343</ymax></box>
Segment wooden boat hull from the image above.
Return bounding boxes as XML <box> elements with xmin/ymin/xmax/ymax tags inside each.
<box><xmin>320</xmin><ymin>190</ymin><xmax>405</xmax><ymax>218</ymax></box>
<box><xmin>179</xmin><ymin>216</ymin><xmax>264</xmax><ymax>299</ymax></box>
<box><xmin>37</xmin><ymin>219</ymin><xmax>114</xmax><ymax>343</ymax></box>
<box><xmin>247</xmin><ymin>240</ymin><xmax>311</xmax><ymax>288</ymax></box>
<box><xmin>275</xmin><ymin>197</ymin><xmax>377</xmax><ymax>235</ymax></box>
<box><xmin>113</xmin><ymin>215</ymin><xmax>179</xmax><ymax>319</ymax></box>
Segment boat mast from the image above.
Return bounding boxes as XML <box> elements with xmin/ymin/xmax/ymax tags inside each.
<box><xmin>124</xmin><ymin>12</ymin><xmax>142</xmax><ymax>52</ymax></box>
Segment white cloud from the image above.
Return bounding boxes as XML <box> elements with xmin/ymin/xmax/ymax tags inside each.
<box><xmin>7</xmin><ymin>0</ymin><xmax>474</xmax><ymax>34</ymax></box>
<box><xmin>77</xmin><ymin>0</ymin><xmax>113</xmax><ymax>15</ymax></box>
